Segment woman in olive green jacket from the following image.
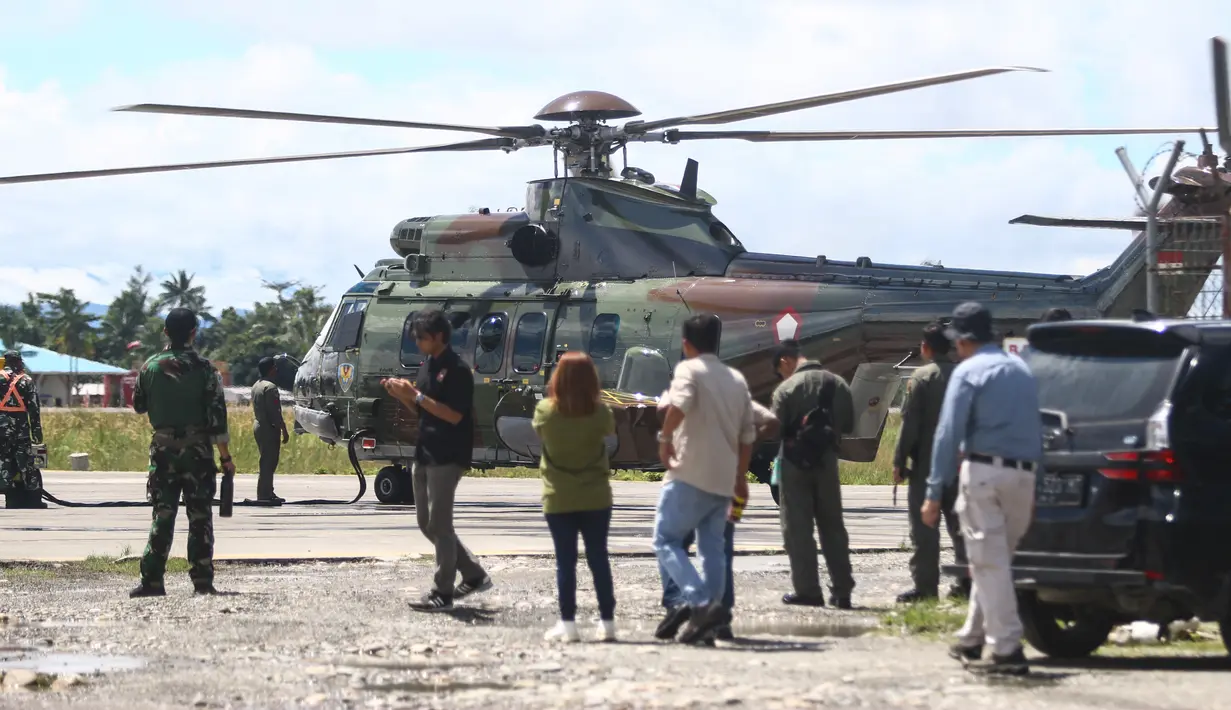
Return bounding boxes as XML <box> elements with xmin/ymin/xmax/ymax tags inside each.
<box><xmin>532</xmin><ymin>351</ymin><xmax>616</xmax><ymax>642</ymax></box>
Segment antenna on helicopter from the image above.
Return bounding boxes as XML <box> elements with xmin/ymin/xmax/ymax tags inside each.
<box><xmin>353</xmin><ymin>264</ymin><xmax>364</xmax><ymax>278</ymax></box>
<box><xmin>679</xmin><ymin>159</ymin><xmax>699</xmax><ymax>202</ymax></box>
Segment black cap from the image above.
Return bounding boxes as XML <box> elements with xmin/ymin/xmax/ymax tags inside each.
<box><xmin>2</xmin><ymin>349</ymin><xmax>19</xmax><ymax>364</ymax></box>
<box><xmin>944</xmin><ymin>302</ymin><xmax>994</xmax><ymax>342</ymax></box>
<box><xmin>258</xmin><ymin>356</ymin><xmax>275</xmax><ymax>377</ymax></box>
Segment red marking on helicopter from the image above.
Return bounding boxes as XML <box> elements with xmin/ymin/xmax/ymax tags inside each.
<box><xmin>773</xmin><ymin>308</ymin><xmax>802</xmax><ymax>343</ymax></box>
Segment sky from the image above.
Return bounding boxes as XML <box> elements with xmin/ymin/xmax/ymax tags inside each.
<box><xmin>0</xmin><ymin>0</ymin><xmax>1227</xmax><ymax>311</ymax></box>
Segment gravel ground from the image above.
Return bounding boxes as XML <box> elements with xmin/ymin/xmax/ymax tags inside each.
<box><xmin>2</xmin><ymin>550</ymin><xmax>1229</xmax><ymax>709</ymax></box>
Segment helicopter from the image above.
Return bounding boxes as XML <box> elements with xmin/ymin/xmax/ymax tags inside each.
<box><xmin>3</xmin><ymin>42</ymin><xmax>1229</xmax><ymax>508</ymax></box>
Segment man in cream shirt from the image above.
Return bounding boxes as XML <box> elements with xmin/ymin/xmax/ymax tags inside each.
<box><xmin>652</xmin><ymin>313</ymin><xmax>756</xmax><ymax>645</ymax></box>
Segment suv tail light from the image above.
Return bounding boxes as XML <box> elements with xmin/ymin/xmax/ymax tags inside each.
<box><xmin>1144</xmin><ymin>400</ymin><xmax>1171</xmax><ymax>450</ymax></box>
<box><xmin>361</xmin><ymin>437</ymin><xmax>377</xmax><ymax>450</ymax></box>
<box><xmin>1099</xmin><ymin>449</ymin><xmax>1183</xmax><ymax>482</ymax></box>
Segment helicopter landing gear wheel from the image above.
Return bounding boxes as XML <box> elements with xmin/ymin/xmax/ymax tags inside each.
<box><xmin>375</xmin><ymin>465</ymin><xmax>414</xmax><ymax>504</ymax></box>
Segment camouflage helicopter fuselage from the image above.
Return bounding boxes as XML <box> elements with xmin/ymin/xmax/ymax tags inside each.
<box><xmin>285</xmin><ymin>173</ymin><xmax>1227</xmax><ymax>500</ymax></box>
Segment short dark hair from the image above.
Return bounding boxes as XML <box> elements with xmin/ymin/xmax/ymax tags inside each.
<box><xmin>922</xmin><ymin>322</ymin><xmax>952</xmax><ymax>356</ymax></box>
<box><xmin>411</xmin><ymin>309</ymin><xmax>452</xmax><ymax>342</ymax></box>
<box><xmin>681</xmin><ymin>313</ymin><xmax>721</xmax><ymax>354</ymax></box>
<box><xmin>258</xmin><ymin>356</ymin><xmax>276</xmax><ymax>378</ymax></box>
<box><xmin>772</xmin><ymin>339</ymin><xmax>801</xmax><ymax>371</ymax></box>
<box><xmin>165</xmin><ymin>308</ymin><xmax>198</xmax><ymax>347</ymax></box>
<box><xmin>1040</xmin><ymin>307</ymin><xmax>1073</xmax><ymax>323</ymax></box>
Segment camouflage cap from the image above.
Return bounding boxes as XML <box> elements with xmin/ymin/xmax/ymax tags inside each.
<box><xmin>2</xmin><ymin>349</ymin><xmax>19</xmax><ymax>363</ymax></box>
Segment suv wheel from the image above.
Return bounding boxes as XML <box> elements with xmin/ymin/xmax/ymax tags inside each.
<box><xmin>1018</xmin><ymin>590</ymin><xmax>1115</xmax><ymax>658</ymax></box>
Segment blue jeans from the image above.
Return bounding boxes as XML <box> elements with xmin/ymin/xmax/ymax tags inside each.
<box><xmin>544</xmin><ymin>507</ymin><xmax>616</xmax><ymax>621</ymax></box>
<box><xmin>652</xmin><ymin>479</ymin><xmax>729</xmax><ymax>608</ymax></box>
<box><xmin>661</xmin><ymin>521</ymin><xmax>736</xmax><ymax>611</ymax></box>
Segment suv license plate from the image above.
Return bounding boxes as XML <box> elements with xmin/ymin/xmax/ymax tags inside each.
<box><xmin>1037</xmin><ymin>471</ymin><xmax>1085</xmax><ymax>507</ymax></box>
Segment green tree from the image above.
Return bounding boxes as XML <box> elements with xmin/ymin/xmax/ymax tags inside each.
<box><xmin>36</xmin><ymin>288</ymin><xmax>99</xmax><ymax>357</ymax></box>
<box><xmin>155</xmin><ymin>269</ymin><xmax>214</xmax><ymax>322</ymax></box>
<box><xmin>96</xmin><ymin>266</ymin><xmax>156</xmax><ymax>366</ymax></box>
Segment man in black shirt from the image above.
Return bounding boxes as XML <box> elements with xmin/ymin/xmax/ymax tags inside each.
<box><xmin>383</xmin><ymin>309</ymin><xmax>491</xmax><ymax>611</ymax></box>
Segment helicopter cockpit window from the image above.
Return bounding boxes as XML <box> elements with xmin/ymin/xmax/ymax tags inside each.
<box><xmin>399</xmin><ymin>311</ymin><xmax>423</xmax><ymax>369</ymax></box>
<box><xmin>588</xmin><ymin>314</ymin><xmax>620</xmax><ymax>360</ymax></box>
<box><xmin>617</xmin><ymin>346</ymin><xmax>672</xmax><ymax>398</ymax></box>
<box><xmin>446</xmin><ymin>311</ymin><xmax>471</xmax><ymax>352</ymax></box>
<box><xmin>512</xmin><ymin>312</ymin><xmax>548</xmax><ymax>374</ymax></box>
<box><xmin>474</xmin><ymin>313</ymin><xmax>507</xmax><ymax>374</ymax></box>
<box><xmin>327</xmin><ymin>297</ymin><xmax>369</xmax><ymax>351</ymax></box>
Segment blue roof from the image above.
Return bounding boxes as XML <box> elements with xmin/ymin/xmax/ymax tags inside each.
<box><xmin>0</xmin><ymin>339</ymin><xmax>130</xmax><ymax>375</ymax></box>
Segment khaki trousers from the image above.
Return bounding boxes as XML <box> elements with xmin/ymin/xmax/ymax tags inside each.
<box><xmin>953</xmin><ymin>459</ymin><xmax>1036</xmax><ymax>656</ymax></box>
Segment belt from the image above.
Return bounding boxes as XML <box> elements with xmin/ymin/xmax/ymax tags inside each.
<box><xmin>968</xmin><ymin>452</ymin><xmax>1035</xmax><ymax>472</ymax></box>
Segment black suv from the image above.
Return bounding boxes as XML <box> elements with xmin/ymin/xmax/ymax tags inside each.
<box><xmin>944</xmin><ymin>317</ymin><xmax>1231</xmax><ymax>658</ymax></box>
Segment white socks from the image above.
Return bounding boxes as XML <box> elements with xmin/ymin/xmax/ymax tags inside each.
<box><xmin>544</xmin><ymin>619</ymin><xmax>617</xmax><ymax>642</ymax></box>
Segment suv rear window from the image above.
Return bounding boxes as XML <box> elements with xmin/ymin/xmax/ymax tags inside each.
<box><xmin>1022</xmin><ymin>327</ymin><xmax>1186</xmax><ymax>422</ymax></box>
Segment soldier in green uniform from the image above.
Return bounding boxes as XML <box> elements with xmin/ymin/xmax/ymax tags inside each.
<box><xmin>251</xmin><ymin>357</ymin><xmax>288</xmax><ymax>504</ymax></box>
<box><xmin>130</xmin><ymin>308</ymin><xmax>235</xmax><ymax>597</ymax></box>
<box><xmin>770</xmin><ymin>340</ymin><xmax>856</xmax><ymax>609</ymax></box>
<box><xmin>0</xmin><ymin>350</ymin><xmax>46</xmax><ymax>509</ymax></box>
<box><xmin>893</xmin><ymin>321</ymin><xmax>969</xmax><ymax>602</ymax></box>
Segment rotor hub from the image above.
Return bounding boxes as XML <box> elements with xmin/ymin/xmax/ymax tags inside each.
<box><xmin>534</xmin><ymin>91</ymin><xmax>641</xmax><ymax>122</ymax></box>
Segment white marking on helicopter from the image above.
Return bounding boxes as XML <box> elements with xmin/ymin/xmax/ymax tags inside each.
<box><xmin>773</xmin><ymin>309</ymin><xmax>801</xmax><ymax>342</ymax></box>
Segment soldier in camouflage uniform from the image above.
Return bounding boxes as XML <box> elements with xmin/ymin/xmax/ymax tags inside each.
<box><xmin>0</xmin><ymin>349</ymin><xmax>46</xmax><ymax>509</ymax></box>
<box><xmin>892</xmin><ymin>321</ymin><xmax>969</xmax><ymax>602</ymax></box>
<box><xmin>130</xmin><ymin>308</ymin><xmax>236</xmax><ymax>598</ymax></box>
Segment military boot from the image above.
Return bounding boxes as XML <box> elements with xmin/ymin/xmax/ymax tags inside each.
<box><xmin>129</xmin><ymin>582</ymin><xmax>166</xmax><ymax>598</ymax></box>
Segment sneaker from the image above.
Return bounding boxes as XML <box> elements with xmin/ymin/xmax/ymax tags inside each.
<box><xmin>544</xmin><ymin>620</ymin><xmax>580</xmax><ymax>643</ymax></box>
<box><xmin>409</xmin><ymin>591</ymin><xmax>453</xmax><ymax>613</ymax></box>
<box><xmin>654</xmin><ymin>605</ymin><xmax>691</xmax><ymax>640</ymax></box>
<box><xmin>595</xmin><ymin>619</ymin><xmax>617</xmax><ymax>642</ymax></box>
<box><xmin>714</xmin><ymin>624</ymin><xmax>734</xmax><ymax>641</ymax></box>
<box><xmin>782</xmin><ymin>592</ymin><xmax>825</xmax><ymax>607</ymax></box>
<box><xmin>948</xmin><ymin>579</ymin><xmax>972</xmax><ymax>600</ymax></box>
<box><xmin>828</xmin><ymin>594</ymin><xmax>853</xmax><ymax>610</ymax></box>
<box><xmin>129</xmin><ymin>582</ymin><xmax>165</xmax><ymax>598</ymax></box>
<box><xmin>968</xmin><ymin>646</ymin><xmax>1028</xmax><ymax>675</ymax></box>
<box><xmin>193</xmin><ymin>584</ymin><xmax>218</xmax><ymax>595</ymax></box>
<box><xmin>454</xmin><ymin>575</ymin><xmax>493</xmax><ymax>599</ymax></box>
<box><xmin>677</xmin><ymin>602</ymin><xmax>729</xmax><ymax>645</ymax></box>
<box><xmin>895</xmin><ymin>588</ymin><xmax>938</xmax><ymax>604</ymax></box>
<box><xmin>948</xmin><ymin>642</ymin><xmax>983</xmax><ymax>663</ymax></box>
<box><xmin>257</xmin><ymin>495</ymin><xmax>285</xmax><ymax>505</ymax></box>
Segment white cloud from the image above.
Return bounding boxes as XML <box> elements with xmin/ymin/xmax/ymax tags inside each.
<box><xmin>0</xmin><ymin>0</ymin><xmax>1227</xmax><ymax>311</ymax></box>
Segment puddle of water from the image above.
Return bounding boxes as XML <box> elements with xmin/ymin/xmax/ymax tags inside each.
<box><xmin>0</xmin><ymin>652</ymin><xmax>146</xmax><ymax>675</ymax></box>
<box><xmin>733</xmin><ymin>621</ymin><xmax>873</xmax><ymax>638</ymax></box>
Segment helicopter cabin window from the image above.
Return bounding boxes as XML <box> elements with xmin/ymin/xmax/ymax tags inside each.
<box><xmin>399</xmin><ymin>311</ymin><xmax>423</xmax><ymax>369</ymax></box>
<box><xmin>446</xmin><ymin>310</ymin><xmax>472</xmax><ymax>353</ymax></box>
<box><xmin>327</xmin><ymin>296</ymin><xmax>369</xmax><ymax>351</ymax></box>
<box><xmin>617</xmin><ymin>346</ymin><xmax>672</xmax><ymax>398</ymax></box>
<box><xmin>588</xmin><ymin>314</ymin><xmax>620</xmax><ymax>360</ymax></box>
<box><xmin>474</xmin><ymin>313</ymin><xmax>507</xmax><ymax>374</ymax></box>
<box><xmin>512</xmin><ymin>312</ymin><xmax>548</xmax><ymax>374</ymax></box>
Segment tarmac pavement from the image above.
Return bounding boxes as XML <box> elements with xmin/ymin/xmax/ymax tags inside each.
<box><xmin>5</xmin><ymin>472</ymin><xmax>920</xmax><ymax>561</ymax></box>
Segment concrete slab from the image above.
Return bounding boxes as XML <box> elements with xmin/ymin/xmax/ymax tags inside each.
<box><xmin>4</xmin><ymin>472</ymin><xmax>924</xmax><ymax>562</ymax></box>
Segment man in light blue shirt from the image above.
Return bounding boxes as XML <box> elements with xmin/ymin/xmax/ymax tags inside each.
<box><xmin>922</xmin><ymin>301</ymin><xmax>1041</xmax><ymax>676</ymax></box>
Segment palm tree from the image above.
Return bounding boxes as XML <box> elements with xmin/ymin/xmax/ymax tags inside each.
<box><xmin>156</xmin><ymin>270</ymin><xmax>214</xmax><ymax>322</ymax></box>
<box><xmin>36</xmin><ymin>289</ymin><xmax>99</xmax><ymax>357</ymax></box>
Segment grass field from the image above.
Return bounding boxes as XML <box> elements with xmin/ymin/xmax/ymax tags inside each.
<box><xmin>39</xmin><ymin>409</ymin><xmax>901</xmax><ymax>485</ymax></box>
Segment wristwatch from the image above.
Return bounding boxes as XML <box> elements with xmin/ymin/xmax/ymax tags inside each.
<box><xmin>656</xmin><ymin>431</ymin><xmax>670</xmax><ymax>443</ymax></box>
<box><xmin>415</xmin><ymin>392</ymin><xmax>425</xmax><ymax>405</ymax></box>
<box><xmin>219</xmin><ymin>455</ymin><xmax>232</xmax><ymax>464</ymax></box>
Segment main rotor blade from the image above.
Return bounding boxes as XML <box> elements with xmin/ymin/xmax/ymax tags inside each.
<box><xmin>628</xmin><ymin>66</ymin><xmax>1047</xmax><ymax>133</ymax></box>
<box><xmin>114</xmin><ymin>103</ymin><xmax>547</xmax><ymax>140</ymax></box>
<box><xmin>661</xmin><ymin>127</ymin><xmax>1214</xmax><ymax>142</ymax></box>
<box><xmin>1214</xmin><ymin>36</ymin><xmax>1231</xmax><ymax>154</ymax></box>
<box><xmin>0</xmin><ymin>138</ymin><xmax>514</xmax><ymax>185</ymax></box>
